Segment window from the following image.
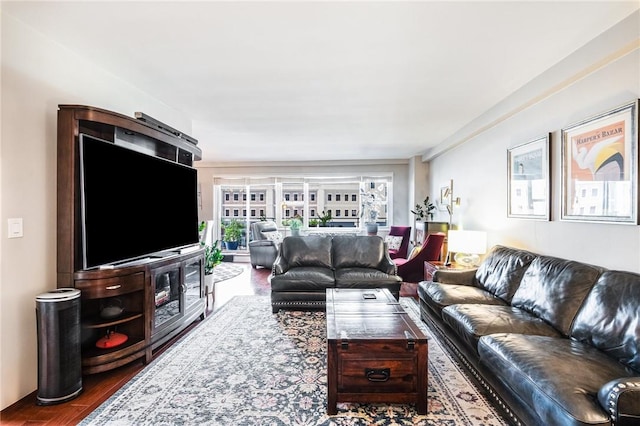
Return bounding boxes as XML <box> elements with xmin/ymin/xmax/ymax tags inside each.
<box><xmin>214</xmin><ymin>175</ymin><xmax>392</xmax><ymax>245</ymax></box>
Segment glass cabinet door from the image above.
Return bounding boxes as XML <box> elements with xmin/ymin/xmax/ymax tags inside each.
<box><xmin>183</xmin><ymin>258</ymin><xmax>203</xmax><ymax>313</ymax></box>
<box><xmin>153</xmin><ymin>266</ymin><xmax>182</xmax><ymax>329</ymax></box>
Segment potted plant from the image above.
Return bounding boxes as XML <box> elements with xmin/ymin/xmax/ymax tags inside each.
<box><xmin>411</xmin><ymin>196</ymin><xmax>436</xmax><ymax>221</ymax></box>
<box><xmin>360</xmin><ymin>189</ymin><xmax>382</xmax><ymax>235</ymax></box>
<box><xmin>199</xmin><ymin>221</ymin><xmax>224</xmax><ymax>301</ymax></box>
<box><xmin>318</xmin><ymin>211</ymin><xmax>332</xmax><ymax>227</ymax></box>
<box><xmin>288</xmin><ymin>216</ymin><xmax>303</xmax><ymax>236</ymax></box>
<box><xmin>222</xmin><ymin>219</ymin><xmax>244</xmax><ymax>250</ymax></box>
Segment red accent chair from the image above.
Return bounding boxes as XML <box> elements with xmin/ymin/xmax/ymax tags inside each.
<box><xmin>393</xmin><ymin>232</ymin><xmax>445</xmax><ymax>283</ymax></box>
<box><xmin>386</xmin><ymin>226</ymin><xmax>412</xmax><ymax>259</ymax></box>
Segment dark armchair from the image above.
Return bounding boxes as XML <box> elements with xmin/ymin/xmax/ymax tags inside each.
<box><xmin>248</xmin><ymin>221</ymin><xmax>281</xmax><ymax>269</ymax></box>
<box><xmin>385</xmin><ymin>226</ymin><xmax>412</xmax><ymax>259</ymax></box>
<box><xmin>393</xmin><ymin>232</ymin><xmax>445</xmax><ymax>282</ymax></box>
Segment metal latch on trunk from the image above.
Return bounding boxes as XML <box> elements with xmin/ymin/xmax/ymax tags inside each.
<box><xmin>405</xmin><ymin>330</ymin><xmax>416</xmax><ymax>350</ymax></box>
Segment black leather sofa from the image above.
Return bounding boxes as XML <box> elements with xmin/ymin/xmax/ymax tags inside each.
<box><xmin>270</xmin><ymin>235</ymin><xmax>402</xmax><ymax>313</ymax></box>
<box><xmin>418</xmin><ymin>245</ymin><xmax>640</xmax><ymax>426</ymax></box>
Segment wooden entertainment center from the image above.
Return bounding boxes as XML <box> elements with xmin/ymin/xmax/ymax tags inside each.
<box><xmin>57</xmin><ymin>105</ymin><xmax>205</xmax><ymax>374</ymax></box>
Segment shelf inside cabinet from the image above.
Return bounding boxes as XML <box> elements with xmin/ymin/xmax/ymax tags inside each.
<box><xmin>82</xmin><ymin>312</ymin><xmax>144</xmax><ymax>329</ymax></box>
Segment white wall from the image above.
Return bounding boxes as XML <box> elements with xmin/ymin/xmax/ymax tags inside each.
<box><xmin>0</xmin><ymin>14</ymin><xmax>191</xmax><ymax>409</ymax></box>
<box><xmin>426</xmin><ymin>12</ymin><xmax>640</xmax><ymax>272</ymax></box>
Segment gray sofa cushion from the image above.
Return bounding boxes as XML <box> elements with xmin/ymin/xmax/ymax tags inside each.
<box><xmin>571</xmin><ymin>270</ymin><xmax>640</xmax><ymax>372</ymax></box>
<box><xmin>510</xmin><ymin>255</ymin><xmax>603</xmax><ymax>336</ymax></box>
<box><xmin>280</xmin><ymin>236</ymin><xmax>333</xmax><ymax>269</ymax></box>
<box><xmin>474</xmin><ymin>245</ymin><xmax>536</xmax><ymax>303</ymax></box>
<box><xmin>479</xmin><ymin>333</ymin><xmax>638</xmax><ymax>426</ymax></box>
<box><xmin>332</xmin><ymin>235</ymin><xmax>386</xmax><ymax>269</ymax></box>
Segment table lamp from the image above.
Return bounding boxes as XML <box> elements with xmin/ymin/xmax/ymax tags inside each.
<box><xmin>446</xmin><ymin>230</ymin><xmax>487</xmax><ymax>267</ymax></box>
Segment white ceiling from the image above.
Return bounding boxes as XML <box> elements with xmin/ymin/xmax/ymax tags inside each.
<box><xmin>3</xmin><ymin>1</ymin><xmax>639</xmax><ymax>163</ymax></box>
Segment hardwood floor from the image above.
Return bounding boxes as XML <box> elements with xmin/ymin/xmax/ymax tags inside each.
<box><xmin>1</xmin><ymin>263</ymin><xmax>417</xmax><ymax>425</ymax></box>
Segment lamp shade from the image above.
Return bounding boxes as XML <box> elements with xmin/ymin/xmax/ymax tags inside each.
<box><xmin>447</xmin><ymin>230</ymin><xmax>487</xmax><ymax>254</ymax></box>
<box><xmin>447</xmin><ymin>230</ymin><xmax>487</xmax><ymax>266</ymax></box>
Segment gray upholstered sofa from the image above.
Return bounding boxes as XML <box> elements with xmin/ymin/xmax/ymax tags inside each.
<box><xmin>270</xmin><ymin>235</ymin><xmax>402</xmax><ymax>313</ymax></box>
<box><xmin>248</xmin><ymin>221</ymin><xmax>280</xmax><ymax>269</ymax></box>
<box><xmin>417</xmin><ymin>245</ymin><xmax>640</xmax><ymax>426</ymax></box>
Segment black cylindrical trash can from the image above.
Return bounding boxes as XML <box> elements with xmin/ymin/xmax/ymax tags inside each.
<box><xmin>36</xmin><ymin>288</ymin><xmax>82</xmax><ymax>405</ymax></box>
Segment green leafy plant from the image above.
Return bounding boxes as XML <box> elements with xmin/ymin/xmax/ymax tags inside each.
<box><xmin>199</xmin><ymin>221</ymin><xmax>223</xmax><ymax>275</ymax></box>
<box><xmin>288</xmin><ymin>216</ymin><xmax>302</xmax><ymax>230</ymax></box>
<box><xmin>318</xmin><ymin>211</ymin><xmax>332</xmax><ymax>227</ymax></box>
<box><xmin>411</xmin><ymin>196</ymin><xmax>436</xmax><ymax>221</ymax></box>
<box><xmin>309</xmin><ymin>218</ymin><xmax>319</xmax><ymax>227</ymax></box>
<box><xmin>222</xmin><ymin>219</ymin><xmax>244</xmax><ymax>243</ymax></box>
<box><xmin>203</xmin><ymin>241</ymin><xmax>224</xmax><ymax>275</ymax></box>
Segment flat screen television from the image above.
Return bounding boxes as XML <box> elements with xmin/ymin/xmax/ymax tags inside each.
<box><xmin>79</xmin><ymin>133</ymin><xmax>199</xmax><ymax>269</ymax></box>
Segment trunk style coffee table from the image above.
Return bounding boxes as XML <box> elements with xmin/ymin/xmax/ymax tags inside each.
<box><xmin>326</xmin><ymin>288</ymin><xmax>428</xmax><ymax>415</ymax></box>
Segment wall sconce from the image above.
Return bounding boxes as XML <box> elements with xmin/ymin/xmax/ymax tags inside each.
<box><xmin>446</xmin><ymin>230</ymin><xmax>487</xmax><ymax>267</ymax></box>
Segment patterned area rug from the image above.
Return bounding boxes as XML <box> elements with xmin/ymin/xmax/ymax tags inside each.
<box><xmin>80</xmin><ymin>296</ymin><xmax>508</xmax><ymax>426</ymax></box>
<box><xmin>212</xmin><ymin>262</ymin><xmax>244</xmax><ymax>283</ymax></box>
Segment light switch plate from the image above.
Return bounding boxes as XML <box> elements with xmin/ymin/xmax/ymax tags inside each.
<box><xmin>8</xmin><ymin>218</ymin><xmax>23</xmax><ymax>238</ymax></box>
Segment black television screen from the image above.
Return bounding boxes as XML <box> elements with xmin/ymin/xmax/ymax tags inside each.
<box><xmin>79</xmin><ymin>134</ymin><xmax>199</xmax><ymax>269</ymax></box>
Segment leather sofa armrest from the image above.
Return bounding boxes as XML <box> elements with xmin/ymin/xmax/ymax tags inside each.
<box><xmin>249</xmin><ymin>239</ymin><xmax>276</xmax><ymax>248</ymax></box>
<box><xmin>272</xmin><ymin>254</ymin><xmax>289</xmax><ymax>275</ymax></box>
<box><xmin>378</xmin><ymin>243</ymin><xmax>398</xmax><ymax>275</ymax></box>
<box><xmin>432</xmin><ymin>268</ymin><xmax>477</xmax><ymax>285</ymax></box>
<box><xmin>598</xmin><ymin>377</ymin><xmax>640</xmax><ymax>426</ymax></box>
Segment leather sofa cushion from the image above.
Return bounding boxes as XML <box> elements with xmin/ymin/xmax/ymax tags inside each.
<box><xmin>270</xmin><ymin>266</ymin><xmax>335</xmax><ymax>291</ymax></box>
<box><xmin>511</xmin><ymin>255</ymin><xmax>603</xmax><ymax>336</ymax></box>
<box><xmin>422</xmin><ymin>281</ymin><xmax>506</xmax><ymax>316</ymax></box>
<box><xmin>332</xmin><ymin>235</ymin><xmax>385</xmax><ymax>269</ymax></box>
<box><xmin>442</xmin><ymin>304</ymin><xmax>561</xmax><ymax>354</ymax></box>
<box><xmin>474</xmin><ymin>245</ymin><xmax>536</xmax><ymax>303</ymax></box>
<box><xmin>479</xmin><ymin>333</ymin><xmax>637</xmax><ymax>426</ymax></box>
<box><xmin>280</xmin><ymin>236</ymin><xmax>333</xmax><ymax>269</ymax></box>
<box><xmin>335</xmin><ymin>267</ymin><xmax>402</xmax><ymax>287</ymax></box>
<box><xmin>571</xmin><ymin>270</ymin><xmax>640</xmax><ymax>372</ymax></box>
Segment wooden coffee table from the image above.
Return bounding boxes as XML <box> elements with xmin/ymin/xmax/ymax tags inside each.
<box><xmin>326</xmin><ymin>288</ymin><xmax>428</xmax><ymax>415</ymax></box>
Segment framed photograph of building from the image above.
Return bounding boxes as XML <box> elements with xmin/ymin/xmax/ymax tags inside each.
<box><xmin>561</xmin><ymin>100</ymin><xmax>638</xmax><ymax>224</ymax></box>
<box><xmin>507</xmin><ymin>135</ymin><xmax>551</xmax><ymax>220</ymax></box>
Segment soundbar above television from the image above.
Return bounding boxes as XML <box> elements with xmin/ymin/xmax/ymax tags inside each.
<box><xmin>79</xmin><ymin>133</ymin><xmax>199</xmax><ymax>269</ymax></box>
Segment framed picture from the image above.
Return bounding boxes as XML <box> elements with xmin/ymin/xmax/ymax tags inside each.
<box><xmin>507</xmin><ymin>135</ymin><xmax>551</xmax><ymax>220</ymax></box>
<box><xmin>561</xmin><ymin>100</ymin><xmax>639</xmax><ymax>224</ymax></box>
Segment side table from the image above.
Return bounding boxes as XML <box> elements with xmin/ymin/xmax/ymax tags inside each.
<box><xmin>423</xmin><ymin>261</ymin><xmax>466</xmax><ymax>281</ymax></box>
